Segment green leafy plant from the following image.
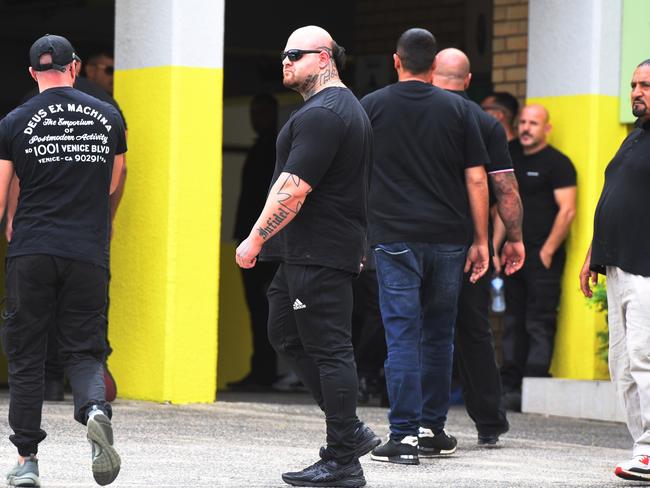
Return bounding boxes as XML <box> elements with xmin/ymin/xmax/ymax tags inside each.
<box><xmin>585</xmin><ymin>282</ymin><xmax>608</xmax><ymax>364</ymax></box>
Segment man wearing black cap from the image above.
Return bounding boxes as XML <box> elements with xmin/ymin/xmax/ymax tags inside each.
<box><xmin>0</xmin><ymin>34</ymin><xmax>125</xmax><ymax>487</ymax></box>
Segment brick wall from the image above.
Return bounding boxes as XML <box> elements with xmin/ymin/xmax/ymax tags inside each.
<box><xmin>492</xmin><ymin>0</ymin><xmax>528</xmax><ymax>106</ymax></box>
<box><xmin>354</xmin><ymin>0</ymin><xmax>466</xmax><ymax>55</ymax></box>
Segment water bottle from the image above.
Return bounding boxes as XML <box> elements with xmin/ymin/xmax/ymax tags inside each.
<box><xmin>490</xmin><ymin>276</ymin><xmax>506</xmax><ymax>313</ymax></box>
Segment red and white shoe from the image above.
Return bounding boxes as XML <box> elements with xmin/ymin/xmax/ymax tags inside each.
<box><xmin>615</xmin><ymin>455</ymin><xmax>650</xmax><ymax>481</ymax></box>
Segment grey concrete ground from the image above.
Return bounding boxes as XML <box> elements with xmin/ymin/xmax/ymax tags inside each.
<box><xmin>0</xmin><ymin>390</ymin><xmax>644</xmax><ymax>487</ymax></box>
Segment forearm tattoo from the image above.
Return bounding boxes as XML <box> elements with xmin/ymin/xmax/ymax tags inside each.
<box><xmin>491</xmin><ymin>171</ymin><xmax>523</xmax><ymax>242</ymax></box>
<box><xmin>256</xmin><ymin>174</ymin><xmax>311</xmax><ymax>240</ymax></box>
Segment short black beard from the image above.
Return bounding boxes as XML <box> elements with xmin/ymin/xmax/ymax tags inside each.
<box><xmin>632</xmin><ymin>104</ymin><xmax>647</xmax><ymax>117</ymax></box>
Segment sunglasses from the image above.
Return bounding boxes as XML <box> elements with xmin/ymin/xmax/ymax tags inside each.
<box><xmin>280</xmin><ymin>49</ymin><xmax>323</xmax><ymax>62</ymax></box>
<box><xmin>89</xmin><ymin>63</ymin><xmax>114</xmax><ymax>75</ymax></box>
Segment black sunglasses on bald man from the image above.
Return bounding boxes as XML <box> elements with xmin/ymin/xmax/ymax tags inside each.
<box><xmin>280</xmin><ymin>49</ymin><xmax>323</xmax><ymax>62</ymax></box>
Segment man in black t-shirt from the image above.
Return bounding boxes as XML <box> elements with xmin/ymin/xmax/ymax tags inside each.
<box><xmin>19</xmin><ymin>51</ymin><xmax>127</xmax><ymax>403</ymax></box>
<box><xmin>580</xmin><ymin>59</ymin><xmax>650</xmax><ymax>482</ymax></box>
<box><xmin>500</xmin><ymin>104</ymin><xmax>577</xmax><ymax>410</ymax></box>
<box><xmin>433</xmin><ymin>48</ymin><xmax>524</xmax><ymax>447</ymax></box>
<box><xmin>361</xmin><ymin>29</ymin><xmax>491</xmax><ymax>465</ymax></box>
<box><xmin>235</xmin><ymin>26</ymin><xmax>376</xmax><ymax>488</ymax></box>
<box><xmin>0</xmin><ymin>35</ymin><xmax>124</xmax><ymax>487</ymax></box>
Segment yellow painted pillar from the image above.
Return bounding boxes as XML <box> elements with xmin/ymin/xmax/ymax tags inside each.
<box><xmin>526</xmin><ymin>0</ymin><xmax>627</xmax><ymax>379</ymax></box>
<box><xmin>110</xmin><ymin>0</ymin><xmax>223</xmax><ymax>402</ymax></box>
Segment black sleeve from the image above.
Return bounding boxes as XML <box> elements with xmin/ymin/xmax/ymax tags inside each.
<box><xmin>463</xmin><ymin>103</ymin><xmax>490</xmax><ymax>168</ymax></box>
<box><xmin>0</xmin><ymin>118</ymin><xmax>11</xmax><ymax>160</ymax></box>
<box><xmin>282</xmin><ymin>107</ymin><xmax>345</xmax><ymax>188</ymax></box>
<box><xmin>550</xmin><ymin>153</ymin><xmax>577</xmax><ymax>189</ymax></box>
<box><xmin>109</xmin><ymin>106</ymin><xmax>127</xmax><ymax>155</ymax></box>
<box><xmin>485</xmin><ymin>120</ymin><xmax>513</xmax><ymax>173</ymax></box>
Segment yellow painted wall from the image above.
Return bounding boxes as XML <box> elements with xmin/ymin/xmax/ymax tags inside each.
<box><xmin>217</xmin><ymin>242</ymin><xmax>253</xmax><ymax>390</ymax></box>
<box><xmin>111</xmin><ymin>66</ymin><xmax>222</xmax><ymax>403</ymax></box>
<box><xmin>526</xmin><ymin>94</ymin><xmax>628</xmax><ymax>380</ymax></box>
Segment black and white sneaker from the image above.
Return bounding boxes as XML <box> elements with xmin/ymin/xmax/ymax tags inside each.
<box><xmin>370</xmin><ymin>435</ymin><xmax>419</xmax><ymax>465</ymax></box>
<box><xmin>319</xmin><ymin>422</ymin><xmax>381</xmax><ymax>461</ymax></box>
<box><xmin>281</xmin><ymin>458</ymin><xmax>366</xmax><ymax>487</ymax></box>
<box><xmin>418</xmin><ymin>427</ymin><xmax>457</xmax><ymax>457</ymax></box>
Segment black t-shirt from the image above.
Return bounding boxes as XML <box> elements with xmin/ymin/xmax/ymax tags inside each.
<box><xmin>233</xmin><ymin>131</ymin><xmax>276</xmax><ymax>241</ymax></box>
<box><xmin>0</xmin><ymin>86</ymin><xmax>127</xmax><ymax>268</ymax></box>
<box><xmin>22</xmin><ymin>77</ymin><xmax>127</xmax><ymax>130</ymax></box>
<box><xmin>591</xmin><ymin>120</ymin><xmax>650</xmax><ymax>276</ymax></box>
<box><xmin>361</xmin><ymin>81</ymin><xmax>489</xmax><ymax>246</ymax></box>
<box><xmin>512</xmin><ymin>145</ymin><xmax>576</xmax><ymax>248</ymax></box>
<box><xmin>259</xmin><ymin>87</ymin><xmax>372</xmax><ymax>274</ymax></box>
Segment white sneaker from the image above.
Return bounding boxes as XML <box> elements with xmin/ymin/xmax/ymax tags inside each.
<box><xmin>615</xmin><ymin>455</ymin><xmax>650</xmax><ymax>481</ymax></box>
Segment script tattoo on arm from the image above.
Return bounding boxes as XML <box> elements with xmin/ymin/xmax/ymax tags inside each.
<box><xmin>490</xmin><ymin>171</ymin><xmax>523</xmax><ymax>242</ymax></box>
<box><xmin>255</xmin><ymin>174</ymin><xmax>312</xmax><ymax>241</ymax></box>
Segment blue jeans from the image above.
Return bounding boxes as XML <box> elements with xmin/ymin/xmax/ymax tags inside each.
<box><xmin>374</xmin><ymin>242</ymin><xmax>466</xmax><ymax>438</ymax></box>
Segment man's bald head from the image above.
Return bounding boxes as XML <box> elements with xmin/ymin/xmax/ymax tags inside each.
<box><xmin>518</xmin><ymin>104</ymin><xmax>552</xmax><ymax>154</ymax></box>
<box><xmin>282</xmin><ymin>25</ymin><xmax>345</xmax><ymax>99</ymax></box>
<box><xmin>521</xmin><ymin>104</ymin><xmax>550</xmax><ymax>124</ymax></box>
<box><xmin>432</xmin><ymin>48</ymin><xmax>471</xmax><ymax>91</ymax></box>
<box><xmin>286</xmin><ymin>25</ymin><xmax>334</xmax><ymax>51</ymax></box>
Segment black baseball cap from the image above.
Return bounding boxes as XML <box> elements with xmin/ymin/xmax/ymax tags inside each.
<box><xmin>29</xmin><ymin>34</ymin><xmax>77</xmax><ymax>72</ymax></box>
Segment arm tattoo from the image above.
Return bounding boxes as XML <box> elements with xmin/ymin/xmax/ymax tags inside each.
<box><xmin>255</xmin><ymin>174</ymin><xmax>311</xmax><ymax>241</ymax></box>
<box><xmin>256</xmin><ymin>205</ymin><xmax>291</xmax><ymax>240</ymax></box>
<box><xmin>490</xmin><ymin>171</ymin><xmax>523</xmax><ymax>242</ymax></box>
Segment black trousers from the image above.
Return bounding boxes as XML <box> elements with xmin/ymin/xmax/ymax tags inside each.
<box><xmin>241</xmin><ymin>261</ymin><xmax>278</xmax><ymax>383</ymax></box>
<box><xmin>501</xmin><ymin>247</ymin><xmax>566</xmax><ymax>391</ymax></box>
<box><xmin>455</xmin><ymin>270</ymin><xmax>508</xmax><ymax>436</ymax></box>
<box><xmin>1</xmin><ymin>255</ymin><xmax>111</xmax><ymax>456</ymax></box>
<box><xmin>267</xmin><ymin>263</ymin><xmax>359</xmax><ymax>463</ymax></box>
<box><xmin>351</xmin><ymin>269</ymin><xmax>386</xmax><ymax>377</ymax></box>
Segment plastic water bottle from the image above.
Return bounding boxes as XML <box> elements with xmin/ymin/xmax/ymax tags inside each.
<box><xmin>490</xmin><ymin>276</ymin><xmax>506</xmax><ymax>313</ymax></box>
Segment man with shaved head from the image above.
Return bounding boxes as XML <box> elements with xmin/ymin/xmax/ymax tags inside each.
<box><xmin>580</xmin><ymin>59</ymin><xmax>650</xmax><ymax>482</ymax></box>
<box><xmin>361</xmin><ymin>28</ymin><xmax>491</xmax><ymax>465</ymax></box>
<box><xmin>433</xmin><ymin>47</ymin><xmax>524</xmax><ymax>447</ymax></box>
<box><xmin>235</xmin><ymin>26</ymin><xmax>375</xmax><ymax>487</ymax></box>
<box><xmin>500</xmin><ymin>104</ymin><xmax>577</xmax><ymax>411</ymax></box>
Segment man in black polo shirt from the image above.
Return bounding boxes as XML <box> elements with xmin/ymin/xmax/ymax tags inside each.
<box><xmin>235</xmin><ymin>26</ymin><xmax>376</xmax><ymax>488</ymax></box>
<box><xmin>580</xmin><ymin>59</ymin><xmax>650</xmax><ymax>482</ymax></box>
<box><xmin>433</xmin><ymin>48</ymin><xmax>524</xmax><ymax>447</ymax></box>
<box><xmin>0</xmin><ymin>34</ymin><xmax>124</xmax><ymax>486</ymax></box>
<box><xmin>500</xmin><ymin>104</ymin><xmax>577</xmax><ymax>410</ymax></box>
<box><xmin>361</xmin><ymin>29</ymin><xmax>490</xmax><ymax>465</ymax></box>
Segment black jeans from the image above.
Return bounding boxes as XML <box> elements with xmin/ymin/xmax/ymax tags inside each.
<box><xmin>351</xmin><ymin>269</ymin><xmax>386</xmax><ymax>378</ymax></box>
<box><xmin>1</xmin><ymin>255</ymin><xmax>111</xmax><ymax>456</ymax></box>
<box><xmin>267</xmin><ymin>263</ymin><xmax>359</xmax><ymax>463</ymax></box>
<box><xmin>501</xmin><ymin>247</ymin><xmax>566</xmax><ymax>391</ymax></box>
<box><xmin>241</xmin><ymin>261</ymin><xmax>278</xmax><ymax>383</ymax></box>
<box><xmin>455</xmin><ymin>270</ymin><xmax>508</xmax><ymax>436</ymax></box>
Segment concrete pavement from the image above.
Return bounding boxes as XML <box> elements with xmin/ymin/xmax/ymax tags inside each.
<box><xmin>0</xmin><ymin>390</ymin><xmax>642</xmax><ymax>487</ymax></box>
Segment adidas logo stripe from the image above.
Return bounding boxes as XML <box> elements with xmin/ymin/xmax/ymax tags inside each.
<box><xmin>293</xmin><ymin>299</ymin><xmax>306</xmax><ymax>310</ymax></box>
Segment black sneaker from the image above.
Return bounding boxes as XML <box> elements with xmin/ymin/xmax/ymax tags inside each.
<box><xmin>281</xmin><ymin>458</ymin><xmax>366</xmax><ymax>487</ymax></box>
<box><xmin>370</xmin><ymin>435</ymin><xmax>419</xmax><ymax>465</ymax></box>
<box><xmin>319</xmin><ymin>422</ymin><xmax>381</xmax><ymax>461</ymax></box>
<box><xmin>417</xmin><ymin>427</ymin><xmax>457</xmax><ymax>457</ymax></box>
<box><xmin>477</xmin><ymin>421</ymin><xmax>509</xmax><ymax>448</ymax></box>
